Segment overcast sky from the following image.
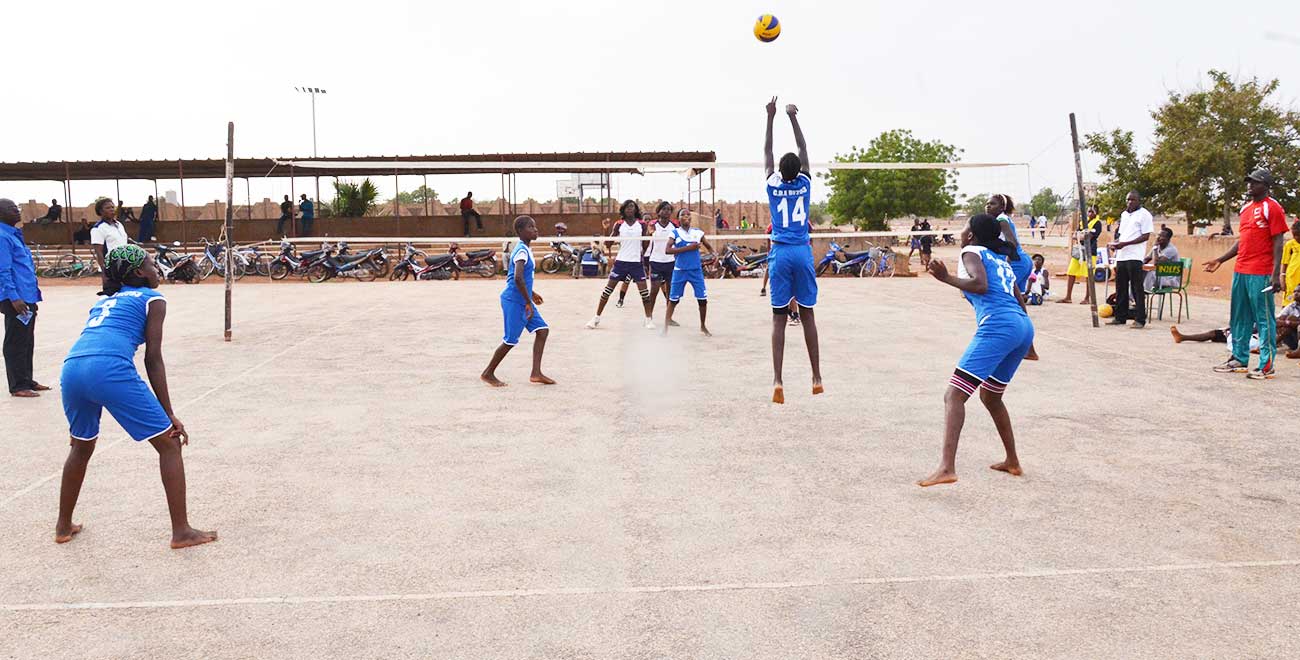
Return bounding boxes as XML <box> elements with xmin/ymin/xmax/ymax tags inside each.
<box><xmin>4</xmin><ymin>0</ymin><xmax>1299</xmax><ymax>212</ymax></box>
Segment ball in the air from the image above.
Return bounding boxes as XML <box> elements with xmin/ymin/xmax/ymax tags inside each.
<box><xmin>754</xmin><ymin>14</ymin><xmax>781</xmax><ymax>42</ymax></box>
<box><xmin>1098</xmin><ymin>304</ymin><xmax>1114</xmax><ymax>319</ymax></box>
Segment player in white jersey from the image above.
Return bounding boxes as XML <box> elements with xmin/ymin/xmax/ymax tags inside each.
<box><xmin>763</xmin><ymin>97</ymin><xmax>822</xmax><ymax>404</ymax></box>
<box><xmin>586</xmin><ymin>200</ymin><xmax>655</xmax><ymax>329</ymax></box>
<box><xmin>645</xmin><ymin>202</ymin><xmax>679</xmax><ymax>322</ymax></box>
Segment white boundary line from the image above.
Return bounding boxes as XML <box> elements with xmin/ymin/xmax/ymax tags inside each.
<box><xmin>0</xmin><ymin>313</ymin><xmax>363</xmax><ymax>509</ymax></box>
<box><xmin>4</xmin><ymin>559</ymin><xmax>1296</xmax><ymax>612</ymax></box>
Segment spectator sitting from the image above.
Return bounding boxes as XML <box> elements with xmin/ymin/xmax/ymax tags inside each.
<box><xmin>1027</xmin><ymin>253</ymin><xmax>1049</xmax><ymax>305</ymax></box>
<box><xmin>460</xmin><ymin>192</ymin><xmax>482</xmax><ymax>236</ymax></box>
<box><xmin>116</xmin><ymin>200</ymin><xmax>138</xmax><ymax>224</ymax></box>
<box><xmin>34</xmin><ymin>199</ymin><xmax>62</xmax><ymax>225</ymax></box>
<box><xmin>1143</xmin><ymin>226</ymin><xmax>1180</xmax><ymax>292</ymax></box>
<box><xmin>1276</xmin><ymin>284</ymin><xmax>1300</xmax><ymax>358</ymax></box>
<box><xmin>73</xmin><ymin>218</ymin><xmax>91</xmax><ymax>245</ymax></box>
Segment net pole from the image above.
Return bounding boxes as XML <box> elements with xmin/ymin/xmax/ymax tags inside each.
<box><xmin>1070</xmin><ymin>113</ymin><xmax>1099</xmax><ymax>328</ymax></box>
<box><xmin>224</xmin><ymin>121</ymin><xmax>235</xmax><ymax>342</ymax></box>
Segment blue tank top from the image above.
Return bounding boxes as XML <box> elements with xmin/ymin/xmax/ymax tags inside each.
<box><xmin>66</xmin><ymin>286</ymin><xmax>166</xmax><ymax>362</ymax></box>
<box><xmin>501</xmin><ymin>242</ymin><xmax>535</xmax><ymax>303</ymax></box>
<box><xmin>670</xmin><ymin>227</ymin><xmax>705</xmax><ymax>271</ymax></box>
<box><xmin>765</xmin><ymin>172</ymin><xmax>812</xmax><ymax>245</ymax></box>
<box><xmin>956</xmin><ymin>246</ymin><xmax>1026</xmax><ymax>324</ymax></box>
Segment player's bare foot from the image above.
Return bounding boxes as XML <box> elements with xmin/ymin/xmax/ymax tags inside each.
<box><xmin>700</xmin><ymin>327</ymin><xmax>712</xmax><ymax>337</ymax></box>
<box><xmin>54</xmin><ymin>523</ymin><xmax>83</xmax><ymax>544</ymax></box>
<box><xmin>170</xmin><ymin>528</ymin><xmax>217</xmax><ymax>549</ymax></box>
<box><xmin>1080</xmin><ymin>299</ymin><xmax>1091</xmax><ymax>305</ymax></box>
<box><xmin>917</xmin><ymin>470</ymin><xmax>958</xmax><ymax>487</ymax></box>
<box><xmin>1025</xmin><ymin>345</ymin><xmax>1040</xmax><ymax>361</ymax></box>
<box><xmin>989</xmin><ymin>461</ymin><xmax>1023</xmax><ymax>476</ymax></box>
<box><xmin>481</xmin><ymin>374</ymin><xmax>507</xmax><ymax>387</ymax></box>
<box><xmin>1286</xmin><ymin>349</ymin><xmax>1300</xmax><ymax>359</ymax></box>
<box><xmin>1170</xmin><ymin>326</ymin><xmax>1185</xmax><ymax>343</ymax></box>
<box><xmin>1055</xmin><ymin>297</ymin><xmax>1072</xmax><ymax>304</ymax></box>
<box><xmin>812</xmin><ymin>381</ymin><xmax>824</xmax><ymax>395</ymax></box>
<box><xmin>529</xmin><ymin>374</ymin><xmax>556</xmax><ymax>385</ymax></box>
<box><xmin>772</xmin><ymin>385</ymin><xmax>785</xmax><ymax>404</ymax></box>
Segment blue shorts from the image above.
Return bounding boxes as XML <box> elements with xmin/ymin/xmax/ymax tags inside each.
<box><xmin>501</xmin><ymin>296</ymin><xmax>547</xmax><ymax>346</ymax></box>
<box><xmin>1011</xmin><ymin>250</ymin><xmax>1032</xmax><ymax>293</ymax></box>
<box><xmin>950</xmin><ymin>314</ymin><xmax>1034</xmax><ymax>396</ymax></box>
<box><xmin>650</xmin><ymin>260</ymin><xmax>674</xmax><ymax>283</ymax></box>
<box><xmin>669</xmin><ymin>268</ymin><xmax>707</xmax><ymax>301</ymax></box>
<box><xmin>768</xmin><ymin>242</ymin><xmax>818</xmax><ymax>309</ymax></box>
<box><xmin>609</xmin><ymin>260</ymin><xmax>646</xmax><ymax>283</ymax></box>
<box><xmin>61</xmin><ymin>355</ymin><xmax>172</xmax><ymax>442</ymax></box>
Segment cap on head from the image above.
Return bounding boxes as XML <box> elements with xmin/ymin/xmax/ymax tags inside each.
<box><xmin>1246</xmin><ymin>168</ymin><xmax>1274</xmax><ymax>186</ymax></box>
<box><xmin>778</xmin><ymin>153</ymin><xmax>801</xmax><ymax>181</ymax></box>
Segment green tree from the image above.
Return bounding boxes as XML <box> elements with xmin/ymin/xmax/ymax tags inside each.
<box><xmin>1028</xmin><ymin>187</ymin><xmax>1063</xmax><ymax>219</ymax></box>
<box><xmin>819</xmin><ymin>130</ymin><xmax>961</xmax><ymax>230</ymax></box>
<box><xmin>390</xmin><ymin>184</ymin><xmax>438</xmax><ymax>205</ymax></box>
<box><xmin>1087</xmin><ymin>71</ymin><xmax>1300</xmax><ymax>233</ymax></box>
<box><xmin>1082</xmin><ymin>129</ymin><xmax>1151</xmax><ymax>217</ymax></box>
<box><xmin>960</xmin><ymin>193</ymin><xmax>989</xmax><ymax>217</ymax></box>
<box><xmin>332</xmin><ymin>178</ymin><xmax>380</xmax><ymax>217</ymax></box>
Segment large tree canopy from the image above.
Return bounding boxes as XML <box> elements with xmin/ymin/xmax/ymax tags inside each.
<box><xmin>1086</xmin><ymin>70</ymin><xmax>1300</xmax><ymax>232</ymax></box>
<box><xmin>820</xmin><ymin>130</ymin><xmax>960</xmax><ymax>230</ymax></box>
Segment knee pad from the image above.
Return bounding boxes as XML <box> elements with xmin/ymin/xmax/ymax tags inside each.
<box><xmin>601</xmin><ymin>285</ymin><xmax>615</xmax><ymax>300</ymax></box>
<box><xmin>639</xmin><ymin>287</ymin><xmax>650</xmax><ymax>300</ymax></box>
<box><xmin>773</xmin><ymin>306</ymin><xmax>790</xmax><ymax>316</ymax></box>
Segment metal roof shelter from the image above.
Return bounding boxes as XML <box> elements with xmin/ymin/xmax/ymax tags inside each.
<box><xmin>0</xmin><ymin>151</ymin><xmax>717</xmax><ymax>242</ymax></box>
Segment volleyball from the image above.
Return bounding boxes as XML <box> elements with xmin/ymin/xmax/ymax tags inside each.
<box><xmin>1098</xmin><ymin>304</ymin><xmax>1114</xmax><ymax>318</ymax></box>
<box><xmin>754</xmin><ymin>14</ymin><xmax>781</xmax><ymax>42</ymax></box>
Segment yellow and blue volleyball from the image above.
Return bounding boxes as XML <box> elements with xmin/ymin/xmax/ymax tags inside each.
<box><xmin>754</xmin><ymin>14</ymin><xmax>781</xmax><ymax>42</ymax></box>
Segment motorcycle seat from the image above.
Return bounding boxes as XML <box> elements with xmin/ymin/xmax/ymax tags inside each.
<box><xmin>466</xmin><ymin>249</ymin><xmax>493</xmax><ymax>259</ymax></box>
<box><xmin>425</xmin><ymin>255</ymin><xmax>456</xmax><ymax>267</ymax></box>
<box><xmin>842</xmin><ymin>250</ymin><xmax>871</xmax><ymax>260</ymax></box>
<box><xmin>301</xmin><ymin>249</ymin><xmax>326</xmax><ymax>259</ymax></box>
<box><xmin>743</xmin><ymin>252</ymin><xmax>768</xmax><ymax>264</ymax></box>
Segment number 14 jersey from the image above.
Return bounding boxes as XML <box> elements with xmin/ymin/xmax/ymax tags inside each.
<box><xmin>766</xmin><ymin>171</ymin><xmax>812</xmax><ymax>246</ymax></box>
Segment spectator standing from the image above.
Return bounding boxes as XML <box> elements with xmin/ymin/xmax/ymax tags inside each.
<box><xmin>1036</xmin><ymin>214</ymin><xmax>1049</xmax><ymax>239</ymax></box>
<box><xmin>1058</xmin><ymin>206</ymin><xmax>1103</xmax><ymax>304</ymax></box>
<box><xmin>299</xmin><ymin>195</ymin><xmax>315</xmax><ymax>236</ymax></box>
<box><xmin>1143</xmin><ymin>227</ymin><xmax>1180</xmax><ymax>292</ymax></box>
<box><xmin>1205</xmin><ymin>169</ymin><xmax>1289</xmax><ymax>379</ymax></box>
<box><xmin>1279</xmin><ymin>220</ymin><xmax>1300</xmax><ymax>299</ymax></box>
<box><xmin>460</xmin><ymin>192</ymin><xmax>482</xmax><ymax>236</ymax></box>
<box><xmin>1107</xmin><ymin>191</ymin><xmax>1153</xmax><ymax>328</ymax></box>
<box><xmin>137</xmin><ymin>195</ymin><xmax>158</xmax><ymax>242</ymax></box>
<box><xmin>918</xmin><ymin>217</ymin><xmax>934</xmax><ymax>268</ymax></box>
<box><xmin>276</xmin><ymin>195</ymin><xmax>294</xmax><ymax>236</ymax></box>
<box><xmin>35</xmin><ymin>199</ymin><xmax>62</xmax><ymax>225</ymax></box>
<box><xmin>90</xmin><ymin>199</ymin><xmax>129</xmax><ymax>282</ymax></box>
<box><xmin>714</xmin><ymin>208</ymin><xmax>724</xmax><ymax>230</ymax></box>
<box><xmin>0</xmin><ymin>198</ymin><xmax>46</xmax><ymax>398</ymax></box>
<box><xmin>1027</xmin><ymin>215</ymin><xmax>1038</xmax><ymax>240</ymax></box>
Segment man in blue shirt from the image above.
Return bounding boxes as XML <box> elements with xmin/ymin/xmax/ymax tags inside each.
<box><xmin>299</xmin><ymin>195</ymin><xmax>315</xmax><ymax>236</ymax></box>
<box><xmin>137</xmin><ymin>195</ymin><xmax>158</xmax><ymax>242</ymax></box>
<box><xmin>0</xmin><ymin>198</ymin><xmax>47</xmax><ymax>397</ymax></box>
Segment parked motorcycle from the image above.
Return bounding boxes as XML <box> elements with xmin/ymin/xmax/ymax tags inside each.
<box><xmin>268</xmin><ymin>241</ymin><xmax>330</xmax><ymax>280</ymax></box>
<box><xmin>335</xmin><ymin>242</ymin><xmax>391</xmax><ymax>278</ymax></box>
<box><xmin>449</xmin><ymin>243</ymin><xmax>496</xmax><ymax>279</ymax></box>
<box><xmin>389</xmin><ymin>244</ymin><xmax>454</xmax><ymax>281</ymax></box>
<box><xmin>307</xmin><ymin>244</ymin><xmax>380</xmax><ymax>283</ymax></box>
<box><xmin>816</xmin><ymin>241</ymin><xmax>873</xmax><ymax>277</ymax></box>
<box><xmin>152</xmin><ymin>242</ymin><xmax>201</xmax><ymax>283</ymax></box>
<box><xmin>717</xmin><ymin>243</ymin><xmax>767</xmax><ymax>279</ymax></box>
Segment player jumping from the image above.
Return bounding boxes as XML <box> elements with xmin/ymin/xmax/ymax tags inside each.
<box><xmin>587</xmin><ymin>200</ymin><xmax>655</xmax><ymax>330</ymax></box>
<box><xmin>55</xmin><ymin>245</ymin><xmax>217</xmax><ymax>548</ymax></box>
<box><xmin>482</xmin><ymin>216</ymin><xmax>554</xmax><ymax>386</ymax></box>
<box><xmin>763</xmin><ymin>96</ymin><xmax>822</xmax><ymax>404</ymax></box>
<box><xmin>919</xmin><ymin>214</ymin><xmax>1033</xmax><ymax>487</ymax></box>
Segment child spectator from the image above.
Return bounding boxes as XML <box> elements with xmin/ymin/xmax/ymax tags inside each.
<box><xmin>1027</xmin><ymin>253</ymin><xmax>1049</xmax><ymax>305</ymax></box>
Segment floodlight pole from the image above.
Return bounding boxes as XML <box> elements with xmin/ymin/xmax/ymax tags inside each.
<box><xmin>296</xmin><ymin>86</ymin><xmax>326</xmax><ymax>209</ymax></box>
<box><xmin>224</xmin><ymin>122</ymin><xmax>235</xmax><ymax>342</ymax></box>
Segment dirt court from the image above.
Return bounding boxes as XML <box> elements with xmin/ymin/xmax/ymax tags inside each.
<box><xmin>3</xmin><ymin>254</ymin><xmax>1298</xmax><ymax>659</ymax></box>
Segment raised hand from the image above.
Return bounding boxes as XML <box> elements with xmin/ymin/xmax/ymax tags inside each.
<box><xmin>766</xmin><ymin>96</ymin><xmax>778</xmax><ymax>117</ymax></box>
<box><xmin>785</xmin><ymin>104</ymin><xmax>798</xmax><ymax>116</ymax></box>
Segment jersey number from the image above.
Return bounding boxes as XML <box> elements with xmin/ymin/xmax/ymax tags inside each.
<box><xmin>776</xmin><ymin>197</ymin><xmax>807</xmax><ymax>228</ymax></box>
<box><xmin>86</xmin><ymin>299</ymin><xmax>118</xmax><ymax>328</ymax></box>
<box><xmin>992</xmin><ymin>260</ymin><xmax>1017</xmax><ymax>295</ymax></box>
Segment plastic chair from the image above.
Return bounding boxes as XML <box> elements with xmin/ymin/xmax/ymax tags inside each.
<box><xmin>1146</xmin><ymin>257</ymin><xmax>1191</xmax><ymax>322</ymax></box>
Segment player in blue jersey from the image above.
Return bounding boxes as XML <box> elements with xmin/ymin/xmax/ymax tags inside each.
<box><xmin>919</xmin><ymin>214</ymin><xmax>1034</xmax><ymax>487</ymax></box>
<box><xmin>986</xmin><ymin>193</ymin><xmax>1040</xmax><ymax>361</ymax></box>
<box><xmin>661</xmin><ymin>211</ymin><xmax>714</xmax><ymax>336</ymax></box>
<box><xmin>482</xmin><ymin>216</ymin><xmax>554</xmax><ymax>387</ymax></box>
<box><xmin>55</xmin><ymin>245</ymin><xmax>216</xmax><ymax>548</ymax></box>
<box><xmin>763</xmin><ymin>96</ymin><xmax>822</xmax><ymax>404</ymax></box>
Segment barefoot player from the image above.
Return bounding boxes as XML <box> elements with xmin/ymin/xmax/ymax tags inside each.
<box><xmin>763</xmin><ymin>97</ymin><xmax>822</xmax><ymax>403</ymax></box>
<box><xmin>662</xmin><ymin>212</ymin><xmax>713</xmax><ymax>336</ymax></box>
<box><xmin>483</xmin><ymin>216</ymin><xmax>554</xmax><ymax>386</ymax></box>
<box><xmin>919</xmin><ymin>215</ymin><xmax>1033</xmax><ymax>487</ymax></box>
<box><xmin>55</xmin><ymin>245</ymin><xmax>217</xmax><ymax>548</ymax></box>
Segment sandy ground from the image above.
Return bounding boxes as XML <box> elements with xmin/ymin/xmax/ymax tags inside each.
<box><xmin>2</xmin><ymin>260</ymin><xmax>1298</xmax><ymax>659</ymax></box>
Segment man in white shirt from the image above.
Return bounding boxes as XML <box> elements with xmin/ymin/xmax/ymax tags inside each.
<box><xmin>1107</xmin><ymin>191</ymin><xmax>1153</xmax><ymax>328</ymax></box>
<box><xmin>89</xmin><ymin>199</ymin><xmax>130</xmax><ymax>293</ymax></box>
